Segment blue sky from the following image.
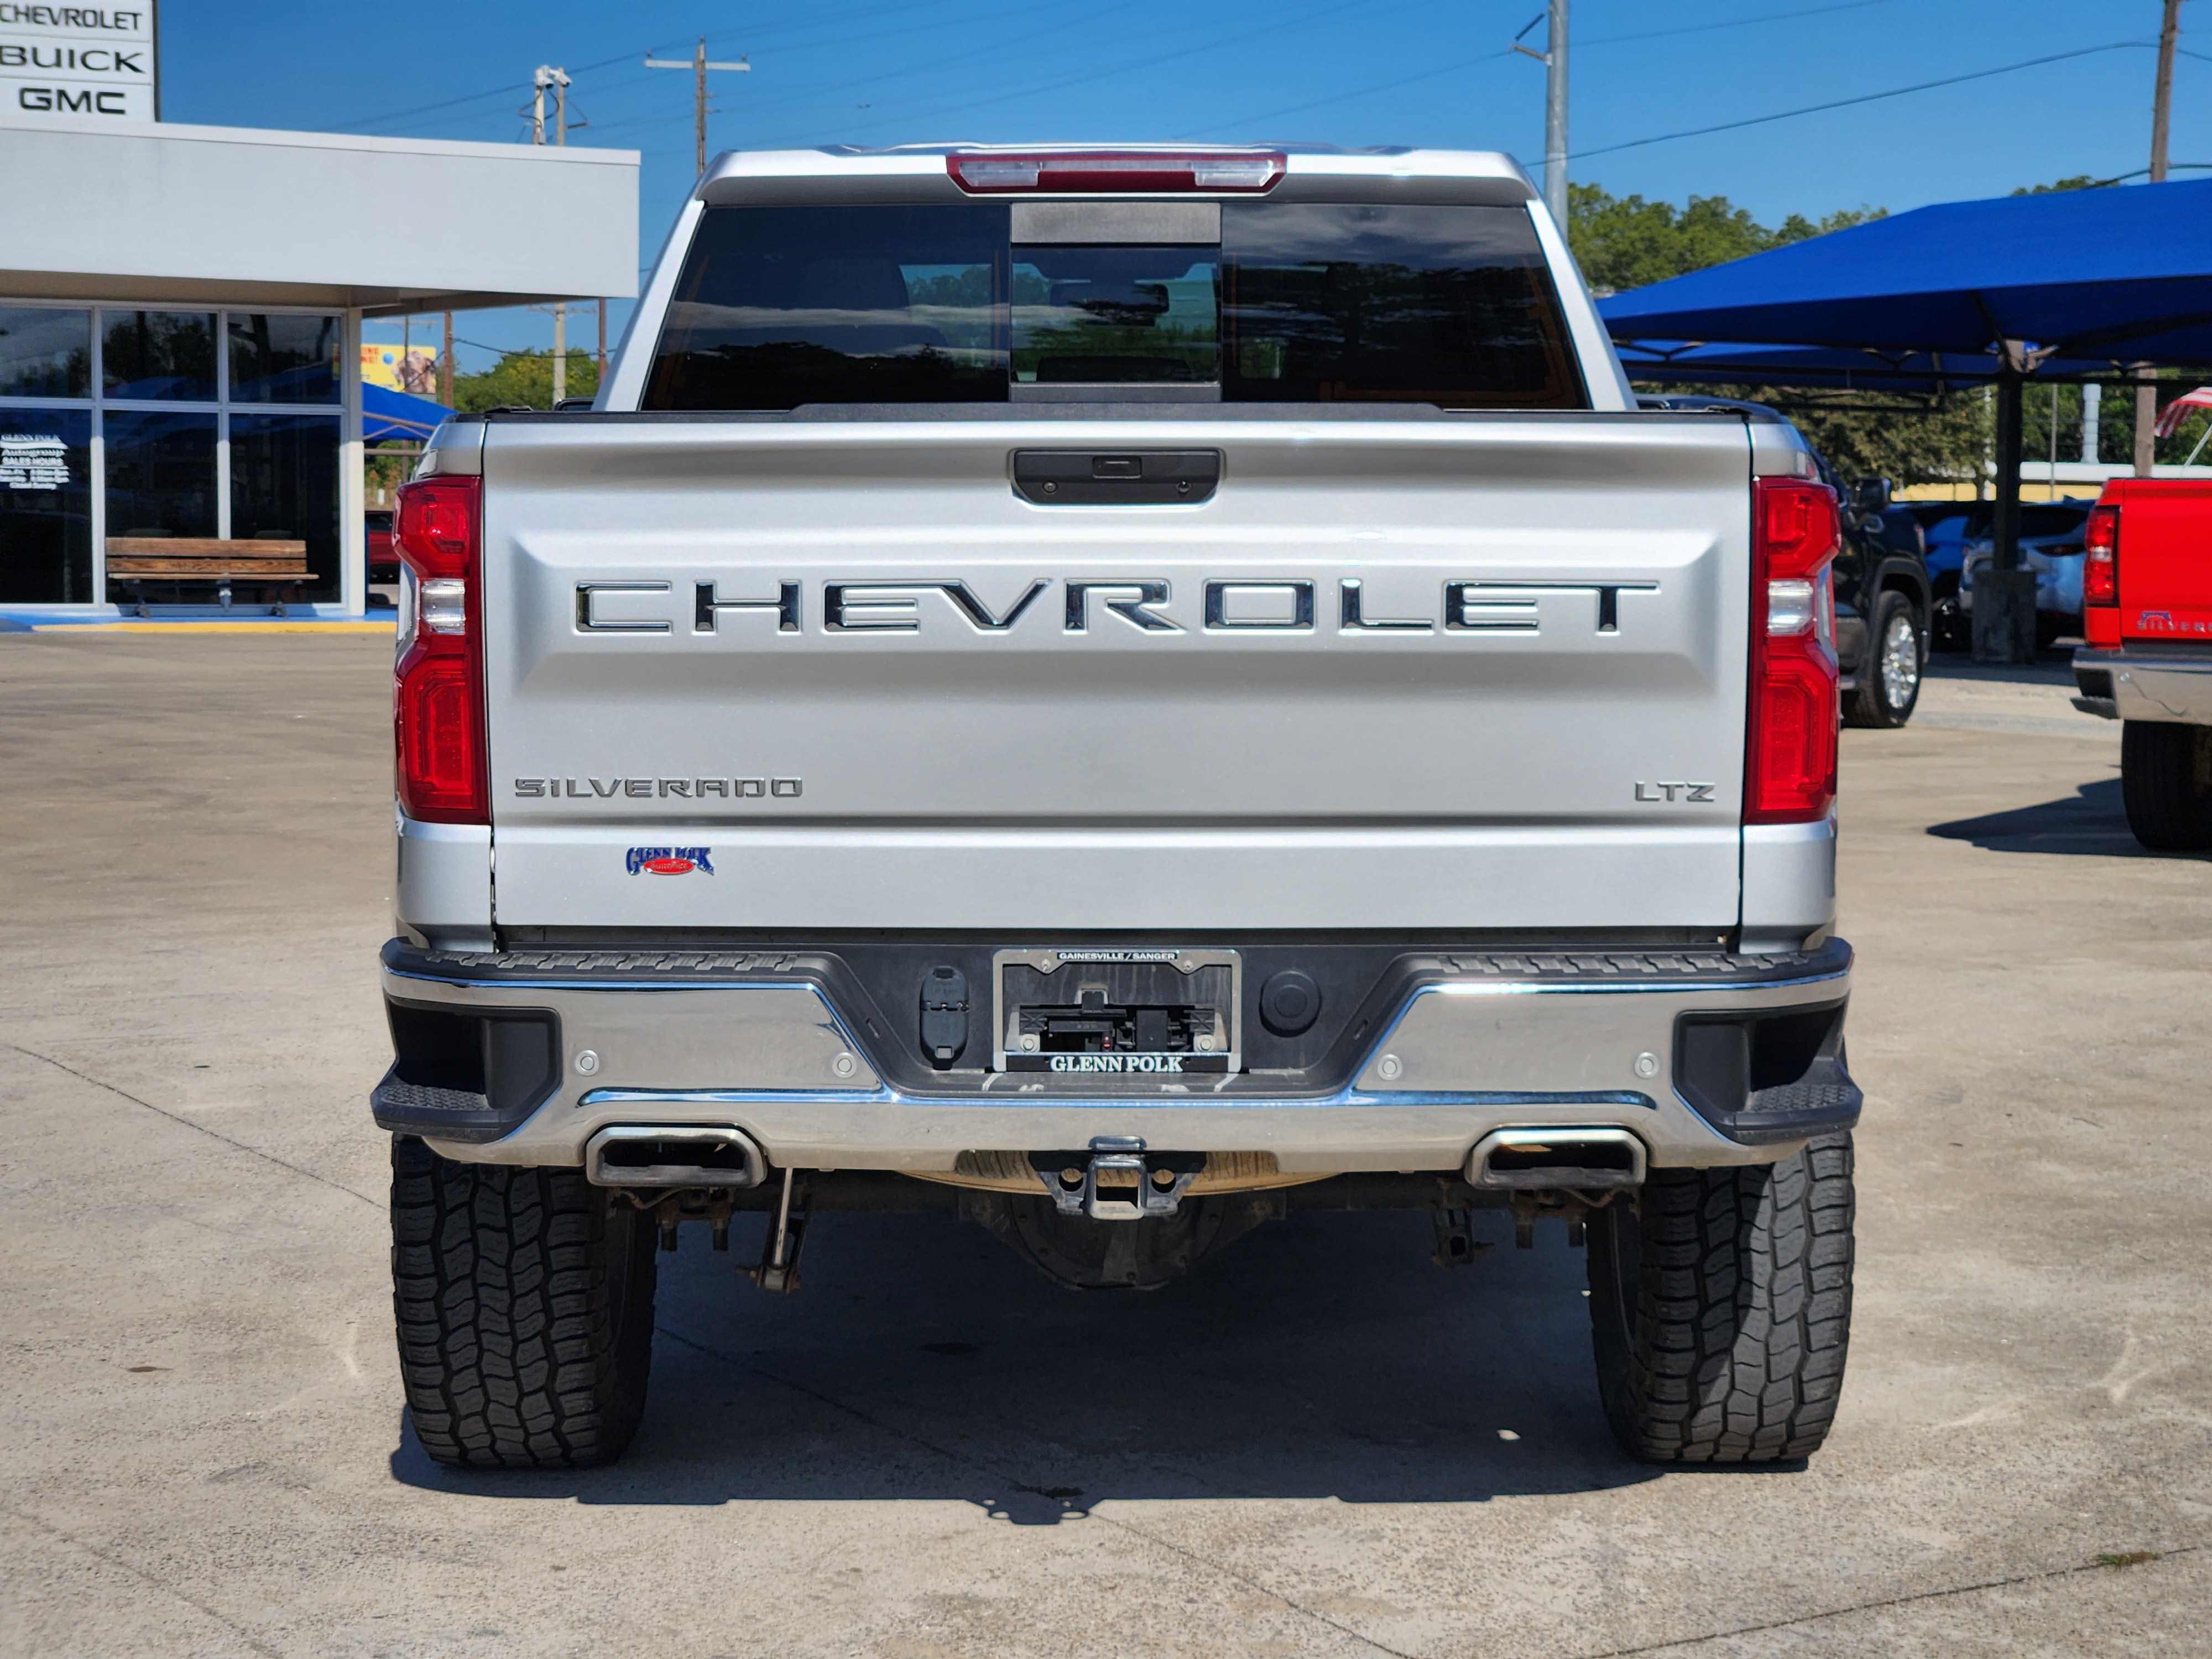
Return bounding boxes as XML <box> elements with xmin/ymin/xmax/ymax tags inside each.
<box><xmin>160</xmin><ymin>0</ymin><xmax>2209</xmax><ymax>374</ymax></box>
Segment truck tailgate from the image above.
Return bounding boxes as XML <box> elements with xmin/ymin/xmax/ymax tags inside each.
<box><xmin>479</xmin><ymin>414</ymin><xmax>1752</xmax><ymax>932</ymax></box>
<box><xmin>2120</xmin><ymin>481</ymin><xmax>2212</xmax><ymax>638</ymax></box>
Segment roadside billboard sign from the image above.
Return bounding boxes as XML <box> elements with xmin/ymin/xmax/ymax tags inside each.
<box><xmin>361</xmin><ymin>343</ymin><xmax>440</xmax><ymax>395</ymax></box>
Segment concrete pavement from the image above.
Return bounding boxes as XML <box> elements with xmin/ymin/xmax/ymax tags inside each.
<box><xmin>1</xmin><ymin>633</ymin><xmax>2206</xmax><ymax>1657</ymax></box>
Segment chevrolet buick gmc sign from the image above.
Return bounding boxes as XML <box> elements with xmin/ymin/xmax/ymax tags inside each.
<box><xmin>1</xmin><ymin>5</ymin><xmax>157</xmax><ymax>122</ymax></box>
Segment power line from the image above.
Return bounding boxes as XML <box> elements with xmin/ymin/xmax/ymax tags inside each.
<box><xmin>1180</xmin><ymin>50</ymin><xmax>1509</xmax><ymax>139</ymax></box>
<box><xmin>1572</xmin><ymin>40</ymin><xmax>2156</xmax><ymax>160</ymax></box>
<box><xmin>1179</xmin><ymin>0</ymin><xmax>1905</xmax><ymax>140</ymax></box>
<box><xmin>1579</xmin><ymin>0</ymin><xmax>1904</xmax><ymax>50</ymax></box>
<box><xmin>629</xmin><ymin>0</ymin><xmax>1161</xmax><ymax>127</ymax></box>
<box><xmin>335</xmin><ymin>44</ymin><xmax>638</xmax><ymax>132</ymax></box>
<box><xmin>755</xmin><ymin>0</ymin><xmax>1401</xmax><ymax>148</ymax></box>
<box><xmin>331</xmin><ymin>0</ymin><xmax>946</xmax><ymax>132</ymax></box>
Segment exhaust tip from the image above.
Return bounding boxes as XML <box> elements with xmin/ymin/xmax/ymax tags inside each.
<box><xmin>1467</xmin><ymin>1127</ymin><xmax>1646</xmax><ymax>1191</ymax></box>
<box><xmin>585</xmin><ymin>1125</ymin><xmax>766</xmax><ymax>1189</ymax></box>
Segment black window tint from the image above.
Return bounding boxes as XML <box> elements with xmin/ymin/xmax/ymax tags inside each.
<box><xmin>2020</xmin><ymin>506</ymin><xmax>2089</xmax><ymax>537</ymax></box>
<box><xmin>102</xmin><ymin>311</ymin><xmax>217</xmax><ymax>402</ymax></box>
<box><xmin>644</xmin><ymin>205</ymin><xmax>1010</xmax><ymax>410</ymax></box>
<box><xmin>231</xmin><ymin>414</ymin><xmax>341</xmax><ymax>601</ymax></box>
<box><xmin>0</xmin><ymin>411</ymin><xmax>92</xmax><ymax>602</ymax></box>
<box><xmin>1011</xmin><ymin>247</ymin><xmax>1218</xmax><ymax>384</ymax></box>
<box><xmin>229</xmin><ymin>314</ymin><xmax>341</xmax><ymax>404</ymax></box>
<box><xmin>104</xmin><ymin>411</ymin><xmax>217</xmax><ymax>538</ymax></box>
<box><xmin>0</xmin><ymin>309</ymin><xmax>91</xmax><ymax>399</ymax></box>
<box><xmin>1220</xmin><ymin>204</ymin><xmax>1585</xmax><ymax>409</ymax></box>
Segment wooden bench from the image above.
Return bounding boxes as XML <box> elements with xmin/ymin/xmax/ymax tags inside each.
<box><xmin>105</xmin><ymin>538</ymin><xmax>316</xmax><ymax>617</ymax></box>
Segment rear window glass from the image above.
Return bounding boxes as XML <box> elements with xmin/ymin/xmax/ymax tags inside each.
<box><xmin>1011</xmin><ymin>246</ymin><xmax>1218</xmax><ymax>385</ymax></box>
<box><xmin>1222</xmin><ymin>204</ymin><xmax>1583</xmax><ymax>408</ymax></box>
<box><xmin>643</xmin><ymin>205</ymin><xmax>1009</xmax><ymax>410</ymax></box>
<box><xmin>642</xmin><ymin>200</ymin><xmax>1584</xmax><ymax>410</ymax></box>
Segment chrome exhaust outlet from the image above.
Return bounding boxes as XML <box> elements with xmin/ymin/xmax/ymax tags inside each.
<box><xmin>585</xmin><ymin>1125</ymin><xmax>766</xmax><ymax>1189</ymax></box>
<box><xmin>1467</xmin><ymin>1127</ymin><xmax>1646</xmax><ymax>1191</ymax></box>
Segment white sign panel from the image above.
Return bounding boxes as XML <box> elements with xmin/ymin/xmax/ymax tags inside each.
<box><xmin>1</xmin><ymin>434</ymin><xmax>71</xmax><ymax>489</ymax></box>
<box><xmin>0</xmin><ymin>4</ymin><xmax>157</xmax><ymax>122</ymax></box>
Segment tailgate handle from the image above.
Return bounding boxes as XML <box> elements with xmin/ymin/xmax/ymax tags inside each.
<box><xmin>1011</xmin><ymin>449</ymin><xmax>1220</xmax><ymax>505</ymax></box>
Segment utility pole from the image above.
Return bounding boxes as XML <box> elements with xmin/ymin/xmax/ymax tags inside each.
<box><xmin>534</xmin><ymin>66</ymin><xmax>573</xmax><ymax>404</ymax></box>
<box><xmin>440</xmin><ymin>311</ymin><xmax>453</xmax><ymax>406</ymax></box>
<box><xmin>2136</xmin><ymin>0</ymin><xmax>2183</xmax><ymax>476</ymax></box>
<box><xmin>1545</xmin><ymin>0</ymin><xmax>1569</xmax><ymax>229</ymax></box>
<box><xmin>597</xmin><ymin>300</ymin><xmax>607</xmax><ymax>381</ymax></box>
<box><xmin>646</xmin><ymin>37</ymin><xmax>749</xmax><ymax>176</ymax></box>
<box><xmin>1511</xmin><ymin>3</ymin><xmax>1569</xmax><ymax>227</ymax></box>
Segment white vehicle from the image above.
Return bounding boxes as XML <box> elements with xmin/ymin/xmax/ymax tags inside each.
<box><xmin>1958</xmin><ymin>500</ymin><xmax>2094</xmax><ymax>650</ymax></box>
<box><xmin>377</xmin><ymin>145</ymin><xmax>1860</xmax><ymax>1469</ymax></box>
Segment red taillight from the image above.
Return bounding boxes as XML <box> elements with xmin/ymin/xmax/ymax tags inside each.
<box><xmin>947</xmin><ymin>150</ymin><xmax>1286</xmax><ymax>194</ymax></box>
<box><xmin>1745</xmin><ymin>477</ymin><xmax>1840</xmax><ymax>825</ymax></box>
<box><xmin>393</xmin><ymin>474</ymin><xmax>486</xmax><ymax>823</ymax></box>
<box><xmin>2083</xmin><ymin>503</ymin><xmax>2119</xmax><ymax>607</ymax></box>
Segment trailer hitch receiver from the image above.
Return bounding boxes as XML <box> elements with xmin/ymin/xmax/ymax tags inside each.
<box><xmin>1030</xmin><ymin>1136</ymin><xmax>1204</xmax><ymax>1220</ymax></box>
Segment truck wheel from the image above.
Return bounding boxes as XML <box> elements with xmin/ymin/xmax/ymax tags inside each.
<box><xmin>2120</xmin><ymin>721</ymin><xmax>2212</xmax><ymax>851</ymax></box>
<box><xmin>1585</xmin><ymin>1131</ymin><xmax>1855</xmax><ymax>1463</ymax></box>
<box><xmin>1844</xmin><ymin>592</ymin><xmax>1922</xmax><ymax>728</ymax></box>
<box><xmin>390</xmin><ymin>1136</ymin><xmax>656</xmax><ymax>1468</ymax></box>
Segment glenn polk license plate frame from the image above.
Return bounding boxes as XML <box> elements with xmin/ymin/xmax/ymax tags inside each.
<box><xmin>991</xmin><ymin>947</ymin><xmax>1243</xmax><ymax>1078</ymax></box>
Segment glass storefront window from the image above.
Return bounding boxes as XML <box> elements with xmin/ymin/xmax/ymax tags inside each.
<box><xmin>0</xmin><ymin>305</ymin><xmax>352</xmax><ymax>608</ymax></box>
<box><xmin>0</xmin><ymin>308</ymin><xmax>91</xmax><ymax>398</ymax></box>
<box><xmin>102</xmin><ymin>310</ymin><xmax>218</xmax><ymax>401</ymax></box>
<box><xmin>228</xmin><ymin>314</ymin><xmax>340</xmax><ymax>405</ymax></box>
<box><xmin>0</xmin><ymin>411</ymin><xmax>92</xmax><ymax>602</ymax></box>
<box><xmin>105</xmin><ymin>410</ymin><xmax>218</xmax><ymax>539</ymax></box>
<box><xmin>230</xmin><ymin>414</ymin><xmax>340</xmax><ymax>601</ymax></box>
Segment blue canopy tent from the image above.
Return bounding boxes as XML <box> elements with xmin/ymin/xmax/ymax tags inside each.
<box><xmin>1613</xmin><ymin>341</ymin><xmax>2120</xmax><ymax>394</ymax></box>
<box><xmin>1601</xmin><ymin>178</ymin><xmax>2212</xmax><ymax>367</ymax></box>
<box><xmin>1599</xmin><ymin>178</ymin><xmax>2212</xmax><ymax>660</ymax></box>
<box><xmin>363</xmin><ymin>382</ymin><xmax>453</xmax><ymax>444</ymax></box>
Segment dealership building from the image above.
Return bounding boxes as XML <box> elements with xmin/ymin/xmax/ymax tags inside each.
<box><xmin>0</xmin><ymin>44</ymin><xmax>637</xmax><ymax>618</ymax></box>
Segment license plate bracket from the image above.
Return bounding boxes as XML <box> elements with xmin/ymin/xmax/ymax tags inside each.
<box><xmin>992</xmin><ymin>947</ymin><xmax>1241</xmax><ymax>1077</ymax></box>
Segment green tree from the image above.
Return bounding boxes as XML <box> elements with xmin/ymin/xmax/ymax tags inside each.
<box><xmin>1568</xmin><ymin>182</ymin><xmax>1882</xmax><ymax>297</ymax></box>
<box><xmin>1782</xmin><ymin>392</ymin><xmax>1994</xmax><ymax>488</ymax></box>
<box><xmin>450</xmin><ymin>349</ymin><xmax>601</xmax><ymax>413</ymax></box>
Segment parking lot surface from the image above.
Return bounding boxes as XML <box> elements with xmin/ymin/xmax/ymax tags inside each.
<box><xmin>2</xmin><ymin>634</ymin><xmax>2208</xmax><ymax>1658</ymax></box>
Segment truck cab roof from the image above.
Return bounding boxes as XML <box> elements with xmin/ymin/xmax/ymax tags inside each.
<box><xmin>692</xmin><ymin>144</ymin><xmax>1542</xmax><ymax>208</ymax></box>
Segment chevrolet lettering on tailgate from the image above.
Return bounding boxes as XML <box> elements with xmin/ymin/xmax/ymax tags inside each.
<box><xmin>577</xmin><ymin>577</ymin><xmax>1660</xmax><ymax>637</ymax></box>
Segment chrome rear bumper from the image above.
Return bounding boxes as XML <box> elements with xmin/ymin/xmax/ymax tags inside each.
<box><xmin>374</xmin><ymin>939</ymin><xmax>1858</xmax><ymax>1174</ymax></box>
<box><xmin>2075</xmin><ymin>645</ymin><xmax>2212</xmax><ymax>724</ymax></box>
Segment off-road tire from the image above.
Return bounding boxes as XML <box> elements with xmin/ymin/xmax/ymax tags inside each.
<box><xmin>390</xmin><ymin>1136</ymin><xmax>657</xmax><ymax>1468</ymax></box>
<box><xmin>1844</xmin><ymin>591</ymin><xmax>1922</xmax><ymax>728</ymax></box>
<box><xmin>2120</xmin><ymin>721</ymin><xmax>2212</xmax><ymax>851</ymax></box>
<box><xmin>1587</xmin><ymin>1131</ymin><xmax>1854</xmax><ymax>1463</ymax></box>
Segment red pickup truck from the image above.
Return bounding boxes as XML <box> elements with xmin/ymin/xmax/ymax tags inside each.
<box><xmin>2072</xmin><ymin>479</ymin><xmax>2212</xmax><ymax>848</ymax></box>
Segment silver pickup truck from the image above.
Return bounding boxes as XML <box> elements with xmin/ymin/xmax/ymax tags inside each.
<box><xmin>376</xmin><ymin>144</ymin><xmax>1860</xmax><ymax>1472</ymax></box>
